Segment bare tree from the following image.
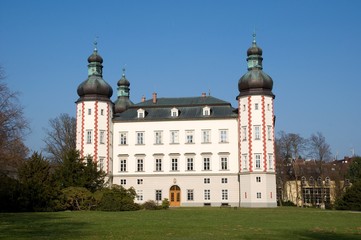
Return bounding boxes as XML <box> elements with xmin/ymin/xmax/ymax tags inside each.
<box><xmin>277</xmin><ymin>131</ymin><xmax>307</xmax><ymax>206</ymax></box>
<box><xmin>308</xmin><ymin>132</ymin><xmax>332</xmax><ymax>162</ymax></box>
<box><xmin>43</xmin><ymin>113</ymin><xmax>76</xmax><ymax>164</ymax></box>
<box><xmin>0</xmin><ymin>66</ymin><xmax>30</xmax><ymax>175</ymax></box>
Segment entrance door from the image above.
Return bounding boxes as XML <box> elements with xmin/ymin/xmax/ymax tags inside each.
<box><xmin>169</xmin><ymin>185</ymin><xmax>181</xmax><ymax>207</ymax></box>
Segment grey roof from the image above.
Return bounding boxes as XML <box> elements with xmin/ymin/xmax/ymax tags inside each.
<box><xmin>113</xmin><ymin>96</ymin><xmax>238</xmax><ymax>122</ymax></box>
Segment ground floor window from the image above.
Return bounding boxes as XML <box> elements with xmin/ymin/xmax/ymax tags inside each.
<box><xmin>187</xmin><ymin>189</ymin><xmax>194</xmax><ymax>201</ymax></box>
<box><xmin>155</xmin><ymin>190</ymin><xmax>162</xmax><ymax>201</ymax></box>
<box><xmin>222</xmin><ymin>189</ymin><xmax>228</xmax><ymax>200</ymax></box>
<box><xmin>204</xmin><ymin>189</ymin><xmax>210</xmax><ymax>200</ymax></box>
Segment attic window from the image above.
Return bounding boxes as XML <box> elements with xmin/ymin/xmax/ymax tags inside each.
<box><xmin>171</xmin><ymin>107</ymin><xmax>179</xmax><ymax>117</ymax></box>
<box><xmin>203</xmin><ymin>106</ymin><xmax>211</xmax><ymax>116</ymax></box>
<box><xmin>137</xmin><ymin>108</ymin><xmax>145</xmax><ymax>118</ymax></box>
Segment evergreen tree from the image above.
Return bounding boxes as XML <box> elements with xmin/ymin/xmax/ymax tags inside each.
<box><xmin>17</xmin><ymin>152</ymin><xmax>59</xmax><ymax>211</ymax></box>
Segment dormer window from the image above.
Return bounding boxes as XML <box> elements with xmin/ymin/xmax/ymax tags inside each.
<box><xmin>137</xmin><ymin>108</ymin><xmax>145</xmax><ymax>118</ymax></box>
<box><xmin>171</xmin><ymin>107</ymin><xmax>179</xmax><ymax>117</ymax></box>
<box><xmin>203</xmin><ymin>106</ymin><xmax>211</xmax><ymax>116</ymax></box>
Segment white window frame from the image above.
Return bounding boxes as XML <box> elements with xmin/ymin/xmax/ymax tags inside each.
<box><xmin>185</xmin><ymin>130</ymin><xmax>194</xmax><ymax>144</ymax></box>
<box><xmin>221</xmin><ymin>178</ymin><xmax>228</xmax><ymax>184</ymax></box>
<box><xmin>204</xmin><ymin>178</ymin><xmax>210</xmax><ymax>184</ymax></box>
<box><xmin>219</xmin><ymin>129</ymin><xmax>228</xmax><ymax>143</ymax></box>
<box><xmin>99</xmin><ymin>130</ymin><xmax>105</xmax><ymax>144</ymax></box>
<box><xmin>98</xmin><ymin>157</ymin><xmax>104</xmax><ymax>171</ymax></box>
<box><xmin>255</xmin><ymin>154</ymin><xmax>261</xmax><ymax>169</ymax></box>
<box><xmin>170</xmin><ymin>130</ymin><xmax>179</xmax><ymax>144</ymax></box>
<box><xmin>171</xmin><ymin>107</ymin><xmax>179</xmax><ymax>117</ymax></box>
<box><xmin>257</xmin><ymin>192</ymin><xmax>262</xmax><ymax>199</ymax></box>
<box><xmin>155</xmin><ymin>158</ymin><xmax>162</xmax><ymax>172</ymax></box>
<box><xmin>86</xmin><ymin>130</ymin><xmax>92</xmax><ymax>144</ymax></box>
<box><xmin>171</xmin><ymin>158</ymin><xmax>178</xmax><ymax>171</ymax></box>
<box><xmin>136</xmin><ymin>190</ymin><xmax>143</xmax><ymax>201</ymax></box>
<box><xmin>201</xmin><ymin>129</ymin><xmax>211</xmax><ymax>143</ymax></box>
<box><xmin>154</xmin><ymin>130</ymin><xmax>163</xmax><ymax>145</ymax></box>
<box><xmin>187</xmin><ymin>189</ymin><xmax>194</xmax><ymax>201</ymax></box>
<box><xmin>120</xmin><ymin>132</ymin><xmax>128</xmax><ymax>145</ymax></box>
<box><xmin>267</xmin><ymin>125</ymin><xmax>272</xmax><ymax>140</ymax></box>
<box><xmin>242</xmin><ymin>126</ymin><xmax>247</xmax><ymax>141</ymax></box>
<box><xmin>220</xmin><ymin>157</ymin><xmax>228</xmax><ymax>170</ymax></box>
<box><xmin>155</xmin><ymin>190</ymin><xmax>162</xmax><ymax>201</ymax></box>
<box><xmin>254</xmin><ymin>126</ymin><xmax>260</xmax><ymax>140</ymax></box>
<box><xmin>120</xmin><ymin>159</ymin><xmax>127</xmax><ymax>172</ymax></box>
<box><xmin>242</xmin><ymin>154</ymin><xmax>248</xmax><ymax>170</ymax></box>
<box><xmin>204</xmin><ymin>189</ymin><xmax>210</xmax><ymax>200</ymax></box>
<box><xmin>222</xmin><ymin>189</ymin><xmax>228</xmax><ymax>200</ymax></box>
<box><xmin>136</xmin><ymin>131</ymin><xmax>144</xmax><ymax>145</ymax></box>
<box><xmin>203</xmin><ymin>106</ymin><xmax>211</xmax><ymax>116</ymax></box>
<box><xmin>187</xmin><ymin>157</ymin><xmax>194</xmax><ymax>171</ymax></box>
<box><xmin>137</xmin><ymin>159</ymin><xmax>144</xmax><ymax>172</ymax></box>
<box><xmin>137</xmin><ymin>108</ymin><xmax>145</xmax><ymax>118</ymax></box>
<box><xmin>203</xmin><ymin>157</ymin><xmax>211</xmax><ymax>171</ymax></box>
<box><xmin>268</xmin><ymin>154</ymin><xmax>274</xmax><ymax>170</ymax></box>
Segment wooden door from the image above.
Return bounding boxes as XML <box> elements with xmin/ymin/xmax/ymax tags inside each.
<box><xmin>169</xmin><ymin>185</ymin><xmax>181</xmax><ymax>207</ymax></box>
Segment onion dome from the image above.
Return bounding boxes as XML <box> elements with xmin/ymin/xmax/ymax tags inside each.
<box><xmin>237</xmin><ymin>33</ymin><xmax>274</xmax><ymax>98</ymax></box>
<box><xmin>76</xmin><ymin>43</ymin><xmax>113</xmax><ymax>102</ymax></box>
<box><xmin>114</xmin><ymin>68</ymin><xmax>133</xmax><ymax>114</ymax></box>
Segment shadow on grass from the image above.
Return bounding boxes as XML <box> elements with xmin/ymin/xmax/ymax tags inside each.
<box><xmin>297</xmin><ymin>231</ymin><xmax>361</xmax><ymax>240</ymax></box>
<box><xmin>0</xmin><ymin>212</ymin><xmax>90</xmax><ymax>240</ymax></box>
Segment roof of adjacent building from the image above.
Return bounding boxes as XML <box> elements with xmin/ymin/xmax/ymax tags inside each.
<box><xmin>113</xmin><ymin>95</ymin><xmax>238</xmax><ymax>122</ymax></box>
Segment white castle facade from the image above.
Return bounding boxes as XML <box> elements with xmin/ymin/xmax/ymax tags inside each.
<box><xmin>76</xmin><ymin>36</ymin><xmax>277</xmax><ymax>207</ymax></box>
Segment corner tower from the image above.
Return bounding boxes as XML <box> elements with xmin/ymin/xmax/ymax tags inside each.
<box><xmin>76</xmin><ymin>42</ymin><xmax>113</xmax><ymax>176</ymax></box>
<box><xmin>237</xmin><ymin>34</ymin><xmax>276</xmax><ymax>207</ymax></box>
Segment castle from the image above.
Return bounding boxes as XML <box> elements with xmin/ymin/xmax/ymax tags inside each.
<box><xmin>75</xmin><ymin>35</ymin><xmax>277</xmax><ymax>207</ymax></box>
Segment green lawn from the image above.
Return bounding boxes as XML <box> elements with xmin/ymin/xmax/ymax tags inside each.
<box><xmin>0</xmin><ymin>207</ymin><xmax>360</xmax><ymax>240</ymax></box>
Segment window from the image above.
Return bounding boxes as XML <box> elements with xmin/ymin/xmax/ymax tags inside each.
<box><xmin>220</xmin><ymin>129</ymin><xmax>228</xmax><ymax>143</ymax></box>
<box><xmin>120</xmin><ymin>132</ymin><xmax>127</xmax><ymax>145</ymax></box>
<box><xmin>204</xmin><ymin>178</ymin><xmax>210</xmax><ymax>184</ymax></box>
<box><xmin>187</xmin><ymin>189</ymin><xmax>194</xmax><ymax>201</ymax></box>
<box><xmin>137</xmin><ymin>179</ymin><xmax>143</xmax><ymax>185</ymax></box>
<box><xmin>204</xmin><ymin>190</ymin><xmax>210</xmax><ymax>200</ymax></box>
<box><xmin>136</xmin><ymin>132</ymin><xmax>144</xmax><ymax>145</ymax></box>
<box><xmin>186</xmin><ymin>130</ymin><xmax>194</xmax><ymax>143</ymax></box>
<box><xmin>88</xmin><ymin>109</ymin><xmax>91</xmax><ymax>115</ymax></box>
<box><xmin>201</xmin><ymin>129</ymin><xmax>211</xmax><ymax>143</ymax></box>
<box><xmin>86</xmin><ymin>130</ymin><xmax>92</xmax><ymax>144</ymax></box>
<box><xmin>137</xmin><ymin>159</ymin><xmax>144</xmax><ymax>172</ymax></box>
<box><xmin>155</xmin><ymin>158</ymin><xmax>162</xmax><ymax>171</ymax></box>
<box><xmin>171</xmin><ymin>158</ymin><xmax>178</xmax><ymax>171</ymax></box>
<box><xmin>243</xmin><ymin>104</ymin><xmax>246</xmax><ymax>111</ymax></box>
<box><xmin>254</xmin><ymin>126</ymin><xmax>260</xmax><ymax>140</ymax></box>
<box><xmin>267</xmin><ymin>104</ymin><xmax>270</xmax><ymax>111</ymax></box>
<box><xmin>187</xmin><ymin>158</ymin><xmax>194</xmax><ymax>171</ymax></box>
<box><xmin>101</xmin><ymin>109</ymin><xmax>104</xmax><ymax>115</ymax></box>
<box><xmin>203</xmin><ymin>106</ymin><xmax>211</xmax><ymax>116</ymax></box>
<box><xmin>120</xmin><ymin>159</ymin><xmax>127</xmax><ymax>172</ymax></box>
<box><xmin>203</xmin><ymin>157</ymin><xmax>210</xmax><ymax>170</ymax></box>
<box><xmin>155</xmin><ymin>190</ymin><xmax>162</xmax><ymax>201</ymax></box>
<box><xmin>221</xmin><ymin>157</ymin><xmax>228</xmax><ymax>170</ymax></box>
<box><xmin>136</xmin><ymin>190</ymin><xmax>143</xmax><ymax>201</ymax></box>
<box><xmin>222</xmin><ymin>189</ymin><xmax>228</xmax><ymax>200</ymax></box>
<box><xmin>171</xmin><ymin>107</ymin><xmax>179</xmax><ymax>117</ymax></box>
<box><xmin>99</xmin><ymin>130</ymin><xmax>105</xmax><ymax>144</ymax></box>
<box><xmin>154</xmin><ymin>131</ymin><xmax>163</xmax><ymax>144</ymax></box>
<box><xmin>267</xmin><ymin>126</ymin><xmax>272</xmax><ymax>140</ymax></box>
<box><xmin>221</xmin><ymin>178</ymin><xmax>228</xmax><ymax>184</ymax></box>
<box><xmin>120</xmin><ymin>179</ymin><xmax>126</xmax><ymax>185</ymax></box>
<box><xmin>242</xmin><ymin>126</ymin><xmax>247</xmax><ymax>141</ymax></box>
<box><xmin>255</xmin><ymin>154</ymin><xmax>261</xmax><ymax>169</ymax></box>
<box><xmin>99</xmin><ymin>157</ymin><xmax>104</xmax><ymax>171</ymax></box>
<box><xmin>256</xmin><ymin>176</ymin><xmax>261</xmax><ymax>182</ymax></box>
<box><xmin>257</xmin><ymin>192</ymin><xmax>262</xmax><ymax>199</ymax></box>
<box><xmin>255</xmin><ymin>103</ymin><xmax>259</xmax><ymax>110</ymax></box>
<box><xmin>137</xmin><ymin>109</ymin><xmax>145</xmax><ymax>118</ymax></box>
<box><xmin>242</xmin><ymin>154</ymin><xmax>248</xmax><ymax>170</ymax></box>
<box><xmin>170</xmin><ymin>130</ymin><xmax>179</xmax><ymax>144</ymax></box>
<box><xmin>268</xmin><ymin>154</ymin><xmax>273</xmax><ymax>170</ymax></box>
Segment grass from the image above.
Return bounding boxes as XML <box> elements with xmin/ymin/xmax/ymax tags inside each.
<box><xmin>0</xmin><ymin>207</ymin><xmax>360</xmax><ymax>240</ymax></box>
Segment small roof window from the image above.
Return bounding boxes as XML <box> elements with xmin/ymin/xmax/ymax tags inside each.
<box><xmin>171</xmin><ymin>107</ymin><xmax>179</xmax><ymax>117</ymax></box>
<box><xmin>203</xmin><ymin>106</ymin><xmax>211</xmax><ymax>116</ymax></box>
<box><xmin>137</xmin><ymin>108</ymin><xmax>145</xmax><ymax>118</ymax></box>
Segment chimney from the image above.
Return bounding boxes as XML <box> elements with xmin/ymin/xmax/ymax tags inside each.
<box><xmin>152</xmin><ymin>92</ymin><xmax>157</xmax><ymax>104</ymax></box>
<box><xmin>201</xmin><ymin>92</ymin><xmax>207</xmax><ymax>97</ymax></box>
<box><xmin>141</xmin><ymin>95</ymin><xmax>146</xmax><ymax>102</ymax></box>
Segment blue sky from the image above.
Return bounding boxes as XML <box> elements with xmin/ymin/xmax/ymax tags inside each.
<box><xmin>1</xmin><ymin>0</ymin><xmax>360</xmax><ymax>159</ymax></box>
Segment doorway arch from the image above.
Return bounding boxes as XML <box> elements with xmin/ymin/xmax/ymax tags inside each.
<box><xmin>169</xmin><ymin>185</ymin><xmax>181</xmax><ymax>207</ymax></box>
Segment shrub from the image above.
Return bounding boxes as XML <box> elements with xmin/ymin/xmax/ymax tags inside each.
<box><xmin>161</xmin><ymin>198</ymin><xmax>170</xmax><ymax>209</ymax></box>
<box><xmin>142</xmin><ymin>200</ymin><xmax>158</xmax><ymax>210</ymax></box>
